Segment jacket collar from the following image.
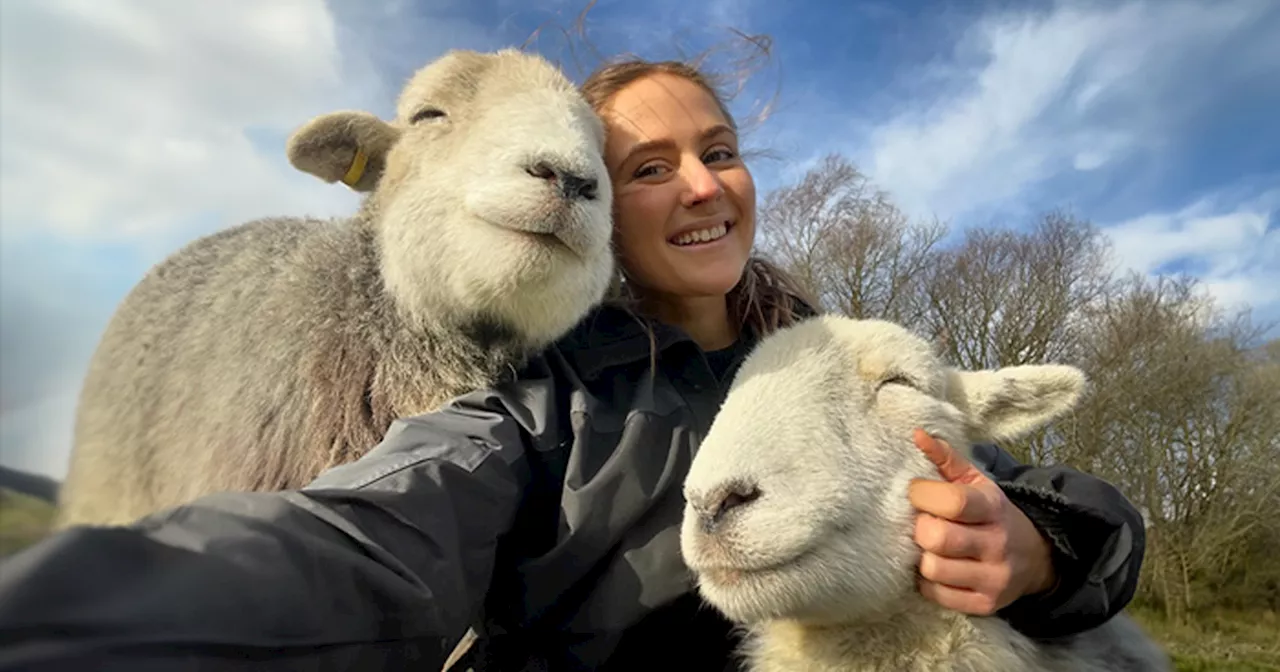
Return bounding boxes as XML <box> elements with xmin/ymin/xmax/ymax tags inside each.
<box><xmin>555</xmin><ymin>298</ymin><xmax>812</xmax><ymax>382</ymax></box>
<box><xmin>557</xmin><ymin>304</ymin><xmax>696</xmax><ymax>381</ymax></box>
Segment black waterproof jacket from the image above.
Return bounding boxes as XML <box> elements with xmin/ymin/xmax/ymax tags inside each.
<box><xmin>0</xmin><ymin>305</ymin><xmax>1145</xmax><ymax>671</ymax></box>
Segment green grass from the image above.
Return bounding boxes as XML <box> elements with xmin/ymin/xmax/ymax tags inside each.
<box><xmin>1128</xmin><ymin>605</ymin><xmax>1280</xmax><ymax>671</ymax></box>
<box><xmin>0</xmin><ymin>488</ymin><xmax>56</xmax><ymax>558</ymax></box>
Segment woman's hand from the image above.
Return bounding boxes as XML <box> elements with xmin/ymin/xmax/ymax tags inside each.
<box><xmin>907</xmin><ymin>429</ymin><xmax>1057</xmax><ymax>615</ymax></box>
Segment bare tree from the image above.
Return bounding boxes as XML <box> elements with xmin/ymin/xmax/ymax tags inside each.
<box><xmin>756</xmin><ymin>153</ymin><xmax>945</xmax><ymax>327</ymax></box>
<box><xmin>1061</xmin><ymin>273</ymin><xmax>1280</xmax><ymax>623</ymax></box>
<box><xmin>919</xmin><ymin>211</ymin><xmax>1114</xmax><ymax>372</ymax></box>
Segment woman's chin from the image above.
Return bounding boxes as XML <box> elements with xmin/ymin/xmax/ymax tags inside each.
<box><xmin>671</xmin><ymin>262</ymin><xmax>750</xmax><ymax>297</ymax></box>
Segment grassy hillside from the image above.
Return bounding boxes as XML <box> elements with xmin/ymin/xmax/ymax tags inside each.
<box><xmin>0</xmin><ymin>487</ymin><xmax>56</xmax><ymax>558</ymax></box>
<box><xmin>1127</xmin><ymin>606</ymin><xmax>1280</xmax><ymax>671</ymax></box>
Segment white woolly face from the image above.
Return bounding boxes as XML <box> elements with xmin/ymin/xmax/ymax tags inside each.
<box><xmin>375</xmin><ymin>49</ymin><xmax>614</xmax><ymax>346</ymax></box>
<box><xmin>679</xmin><ymin>315</ymin><xmax>1087</xmax><ymax>626</ymax></box>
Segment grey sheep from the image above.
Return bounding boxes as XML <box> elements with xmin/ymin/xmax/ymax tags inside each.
<box><xmin>680</xmin><ymin>315</ymin><xmax>1172</xmax><ymax>672</ymax></box>
<box><xmin>55</xmin><ymin>48</ymin><xmax>615</xmax><ymax>530</ymax></box>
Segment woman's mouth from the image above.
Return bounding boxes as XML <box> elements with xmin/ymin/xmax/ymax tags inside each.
<box><xmin>670</xmin><ymin>220</ymin><xmax>733</xmax><ymax>247</ymax></box>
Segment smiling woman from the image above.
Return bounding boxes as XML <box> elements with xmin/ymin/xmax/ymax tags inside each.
<box><xmin>601</xmin><ymin>74</ymin><xmax>757</xmax><ymax>348</ymax></box>
<box><xmin>581</xmin><ymin>58</ymin><xmax>812</xmax><ymax>355</ymax></box>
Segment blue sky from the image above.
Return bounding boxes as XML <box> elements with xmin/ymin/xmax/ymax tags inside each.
<box><xmin>1</xmin><ymin>0</ymin><xmax>1277</xmax><ymax>479</ymax></box>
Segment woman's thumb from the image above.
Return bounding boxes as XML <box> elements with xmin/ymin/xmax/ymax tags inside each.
<box><xmin>913</xmin><ymin>428</ymin><xmax>983</xmax><ymax>485</ymax></box>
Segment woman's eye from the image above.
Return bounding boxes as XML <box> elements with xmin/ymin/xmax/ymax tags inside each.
<box><xmin>633</xmin><ymin>163</ymin><xmax>666</xmax><ymax>179</ymax></box>
<box><xmin>704</xmin><ymin>148</ymin><xmax>735</xmax><ymax>163</ymax></box>
<box><xmin>410</xmin><ymin>108</ymin><xmax>446</xmax><ymax>123</ymax></box>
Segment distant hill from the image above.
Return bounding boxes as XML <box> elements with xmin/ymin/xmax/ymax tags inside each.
<box><xmin>0</xmin><ymin>488</ymin><xmax>56</xmax><ymax>557</ymax></box>
<box><xmin>0</xmin><ymin>465</ymin><xmax>60</xmax><ymax>503</ymax></box>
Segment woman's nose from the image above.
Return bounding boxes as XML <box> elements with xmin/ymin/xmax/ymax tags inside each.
<box><xmin>680</xmin><ymin>160</ymin><xmax>724</xmax><ymax>207</ymax></box>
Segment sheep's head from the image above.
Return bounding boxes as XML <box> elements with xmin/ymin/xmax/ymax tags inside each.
<box><xmin>286</xmin><ymin>49</ymin><xmax>614</xmax><ymax>347</ymax></box>
<box><xmin>679</xmin><ymin>315</ymin><xmax>1087</xmax><ymax>626</ymax></box>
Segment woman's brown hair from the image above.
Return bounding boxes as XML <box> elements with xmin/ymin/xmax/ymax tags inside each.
<box><xmin>580</xmin><ymin>57</ymin><xmax>820</xmax><ymax>342</ymax></box>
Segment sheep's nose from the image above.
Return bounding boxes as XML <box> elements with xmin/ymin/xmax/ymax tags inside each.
<box><xmin>526</xmin><ymin>161</ymin><xmax>598</xmax><ymax>201</ymax></box>
<box><xmin>692</xmin><ymin>482</ymin><xmax>761</xmax><ymax>533</ymax></box>
<box><xmin>559</xmin><ymin>172</ymin><xmax>598</xmax><ymax>201</ymax></box>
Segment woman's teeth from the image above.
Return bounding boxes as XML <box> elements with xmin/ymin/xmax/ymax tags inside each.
<box><xmin>672</xmin><ymin>222</ymin><xmax>730</xmax><ymax>246</ymax></box>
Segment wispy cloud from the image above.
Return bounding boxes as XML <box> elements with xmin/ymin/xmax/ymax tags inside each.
<box><xmin>1104</xmin><ymin>187</ymin><xmax>1280</xmax><ymax>319</ymax></box>
<box><xmin>765</xmin><ymin>0</ymin><xmax>1280</xmax><ymax>330</ymax></box>
<box><xmin>847</xmin><ymin>0</ymin><xmax>1279</xmax><ymax>226</ymax></box>
<box><xmin>0</xmin><ymin>0</ymin><xmax>368</xmax><ymax>245</ymax></box>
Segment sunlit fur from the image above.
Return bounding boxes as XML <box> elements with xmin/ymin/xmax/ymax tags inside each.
<box><xmin>680</xmin><ymin>315</ymin><xmax>1171</xmax><ymax>672</ymax></box>
<box><xmin>56</xmin><ymin>49</ymin><xmax>615</xmax><ymax>529</ymax></box>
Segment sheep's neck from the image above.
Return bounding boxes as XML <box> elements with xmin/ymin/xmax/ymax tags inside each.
<box><xmin>345</xmin><ymin>223</ymin><xmax>527</xmax><ymax>432</ymax></box>
<box><xmin>379</xmin><ymin>307</ymin><xmax>528</xmax><ymax>414</ymax></box>
<box><xmin>746</xmin><ymin>601</ymin><xmax>1032</xmax><ymax>672</ymax></box>
<box><xmin>348</xmin><ymin>214</ymin><xmax>529</xmax><ymax>417</ymax></box>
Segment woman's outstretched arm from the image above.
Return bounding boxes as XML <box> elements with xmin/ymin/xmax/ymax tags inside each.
<box><xmin>0</xmin><ymin>383</ymin><xmax>547</xmax><ymax>672</ymax></box>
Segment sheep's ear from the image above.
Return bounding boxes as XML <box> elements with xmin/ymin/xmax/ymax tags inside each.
<box><xmin>285</xmin><ymin>111</ymin><xmax>401</xmax><ymax>192</ymax></box>
<box><xmin>943</xmin><ymin>365</ymin><xmax>1087</xmax><ymax>444</ymax></box>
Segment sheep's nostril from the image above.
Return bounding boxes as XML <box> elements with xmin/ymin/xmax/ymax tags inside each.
<box><xmin>704</xmin><ymin>483</ymin><xmax>761</xmax><ymax>532</ymax></box>
<box><xmin>719</xmin><ymin>487</ymin><xmax>760</xmax><ymax>515</ymax></box>
<box><xmin>524</xmin><ymin>162</ymin><xmax>597</xmax><ymax>201</ymax></box>
<box><xmin>526</xmin><ymin>161</ymin><xmax>556</xmax><ymax>181</ymax></box>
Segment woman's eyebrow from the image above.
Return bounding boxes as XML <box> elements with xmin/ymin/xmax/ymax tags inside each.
<box><xmin>618</xmin><ymin>123</ymin><xmax>736</xmax><ymax>168</ymax></box>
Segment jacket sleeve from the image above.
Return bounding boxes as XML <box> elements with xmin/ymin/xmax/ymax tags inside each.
<box><xmin>0</xmin><ymin>372</ymin><xmax>558</xmax><ymax>672</ymax></box>
<box><xmin>971</xmin><ymin>443</ymin><xmax>1146</xmax><ymax>639</ymax></box>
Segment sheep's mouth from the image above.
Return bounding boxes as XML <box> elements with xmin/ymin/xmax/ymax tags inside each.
<box><xmin>491</xmin><ymin>221</ymin><xmax>570</xmax><ymax>251</ymax></box>
<box><xmin>522</xmin><ymin>230</ymin><xmax>565</xmax><ymax>247</ymax></box>
<box><xmin>696</xmin><ymin>545</ymin><xmax>816</xmax><ymax>588</ymax></box>
<box><xmin>475</xmin><ymin>210</ymin><xmax>595</xmax><ymax>259</ymax></box>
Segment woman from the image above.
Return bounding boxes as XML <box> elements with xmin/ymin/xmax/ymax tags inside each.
<box><xmin>0</xmin><ymin>57</ymin><xmax>1144</xmax><ymax>671</ymax></box>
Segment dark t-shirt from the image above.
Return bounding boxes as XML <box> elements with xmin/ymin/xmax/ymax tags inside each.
<box><xmin>704</xmin><ymin>341</ymin><xmax>746</xmax><ymax>383</ymax></box>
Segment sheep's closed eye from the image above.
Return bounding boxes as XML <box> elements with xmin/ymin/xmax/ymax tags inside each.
<box><xmin>877</xmin><ymin>374</ymin><xmax>914</xmax><ymax>391</ymax></box>
<box><xmin>410</xmin><ymin>107</ymin><xmax>447</xmax><ymax>123</ymax></box>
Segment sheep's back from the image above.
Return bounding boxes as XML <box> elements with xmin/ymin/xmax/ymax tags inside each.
<box><xmin>60</xmin><ymin>216</ymin><xmax>384</xmax><ymax>524</ymax></box>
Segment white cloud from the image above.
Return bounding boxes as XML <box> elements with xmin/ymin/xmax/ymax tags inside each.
<box><xmin>851</xmin><ymin>0</ymin><xmax>1277</xmax><ymax>224</ymax></box>
<box><xmin>0</xmin><ymin>0</ymin><xmax>369</xmax><ymax>243</ymax></box>
<box><xmin>1102</xmin><ymin>187</ymin><xmax>1280</xmax><ymax>317</ymax></box>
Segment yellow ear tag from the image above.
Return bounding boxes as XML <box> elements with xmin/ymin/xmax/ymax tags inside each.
<box><xmin>341</xmin><ymin>147</ymin><xmax>369</xmax><ymax>187</ymax></box>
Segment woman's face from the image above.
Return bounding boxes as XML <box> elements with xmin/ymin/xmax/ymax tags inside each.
<box><xmin>600</xmin><ymin>73</ymin><xmax>756</xmax><ymax>301</ymax></box>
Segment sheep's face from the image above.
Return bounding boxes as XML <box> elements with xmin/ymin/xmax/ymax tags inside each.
<box><xmin>287</xmin><ymin>49</ymin><xmax>614</xmax><ymax>348</ymax></box>
<box><xmin>679</xmin><ymin>315</ymin><xmax>1086</xmax><ymax>626</ymax></box>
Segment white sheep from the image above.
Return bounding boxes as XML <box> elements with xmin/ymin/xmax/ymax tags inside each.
<box><xmin>55</xmin><ymin>48</ymin><xmax>616</xmax><ymax>530</ymax></box>
<box><xmin>679</xmin><ymin>315</ymin><xmax>1172</xmax><ymax>672</ymax></box>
